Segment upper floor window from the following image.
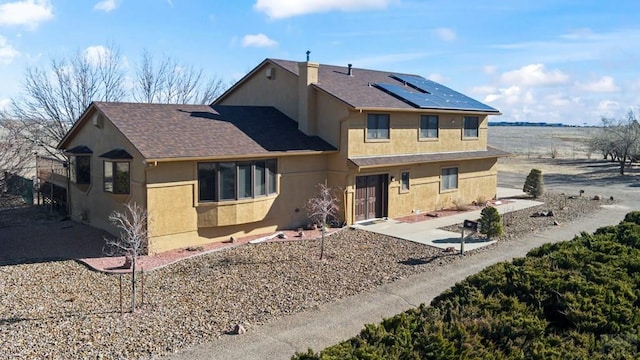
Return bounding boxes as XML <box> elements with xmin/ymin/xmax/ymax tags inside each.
<box><xmin>367</xmin><ymin>114</ymin><xmax>390</xmax><ymax>140</ymax></box>
<box><xmin>198</xmin><ymin>159</ymin><xmax>278</xmax><ymax>202</ymax></box>
<box><xmin>441</xmin><ymin>167</ymin><xmax>458</xmax><ymax>191</ymax></box>
<box><xmin>463</xmin><ymin>116</ymin><xmax>479</xmax><ymax>138</ymax></box>
<box><xmin>420</xmin><ymin>115</ymin><xmax>439</xmax><ymax>139</ymax></box>
<box><xmin>104</xmin><ymin>161</ymin><xmax>130</xmax><ymax>194</ymax></box>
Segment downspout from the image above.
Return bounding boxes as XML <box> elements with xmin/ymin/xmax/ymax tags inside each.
<box><xmin>343</xmin><ymin>186</ymin><xmax>348</xmax><ymax>226</ymax></box>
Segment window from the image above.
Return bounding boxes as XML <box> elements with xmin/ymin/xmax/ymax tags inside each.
<box><xmin>367</xmin><ymin>113</ymin><xmax>390</xmax><ymax>140</ymax></box>
<box><xmin>237</xmin><ymin>162</ymin><xmax>252</xmax><ymax>199</ymax></box>
<box><xmin>420</xmin><ymin>115</ymin><xmax>439</xmax><ymax>139</ymax></box>
<box><xmin>463</xmin><ymin>116</ymin><xmax>479</xmax><ymax>138</ymax></box>
<box><xmin>104</xmin><ymin>161</ymin><xmax>130</xmax><ymax>194</ymax></box>
<box><xmin>441</xmin><ymin>167</ymin><xmax>458</xmax><ymax>191</ymax></box>
<box><xmin>72</xmin><ymin>156</ymin><xmax>91</xmax><ymax>184</ymax></box>
<box><xmin>400</xmin><ymin>171</ymin><xmax>410</xmax><ymax>192</ymax></box>
<box><xmin>254</xmin><ymin>160</ymin><xmax>266</xmax><ymax>196</ymax></box>
<box><xmin>198</xmin><ymin>163</ymin><xmax>217</xmax><ymax>201</ymax></box>
<box><xmin>198</xmin><ymin>159</ymin><xmax>278</xmax><ymax>202</ymax></box>
<box><xmin>267</xmin><ymin>159</ymin><xmax>277</xmax><ymax>194</ymax></box>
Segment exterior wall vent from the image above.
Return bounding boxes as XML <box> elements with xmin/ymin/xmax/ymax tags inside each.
<box><xmin>266</xmin><ymin>67</ymin><xmax>275</xmax><ymax>80</ymax></box>
<box><xmin>92</xmin><ymin>114</ymin><xmax>103</xmax><ymax>128</ymax></box>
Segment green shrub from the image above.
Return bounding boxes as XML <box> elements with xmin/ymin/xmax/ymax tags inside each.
<box><xmin>623</xmin><ymin>211</ymin><xmax>640</xmax><ymax>225</ymax></box>
<box><xmin>291</xmin><ymin>211</ymin><xmax>640</xmax><ymax>360</ymax></box>
<box><xmin>523</xmin><ymin>168</ymin><xmax>544</xmax><ymax>198</ymax></box>
<box><xmin>479</xmin><ymin>206</ymin><xmax>503</xmax><ymax>239</ymax></box>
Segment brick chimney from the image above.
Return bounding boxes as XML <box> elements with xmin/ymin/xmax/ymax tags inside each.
<box><xmin>297</xmin><ymin>61</ymin><xmax>319</xmax><ymax>135</ymax></box>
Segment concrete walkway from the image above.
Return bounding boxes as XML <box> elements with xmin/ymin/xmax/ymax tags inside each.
<box><xmin>351</xmin><ymin>188</ymin><xmax>542</xmax><ymax>252</ymax></box>
<box><xmin>164</xmin><ymin>183</ymin><xmax>637</xmax><ymax>360</ymax></box>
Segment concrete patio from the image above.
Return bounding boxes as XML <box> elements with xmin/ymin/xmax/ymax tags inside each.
<box><xmin>351</xmin><ymin>188</ymin><xmax>543</xmax><ymax>252</ymax></box>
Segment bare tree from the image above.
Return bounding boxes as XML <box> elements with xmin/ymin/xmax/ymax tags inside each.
<box><xmin>591</xmin><ymin>111</ymin><xmax>640</xmax><ymax>175</ymax></box>
<box><xmin>0</xmin><ymin>117</ymin><xmax>36</xmax><ymax>191</ymax></box>
<box><xmin>307</xmin><ymin>181</ymin><xmax>340</xmax><ymax>260</ymax></box>
<box><xmin>8</xmin><ymin>43</ymin><xmax>126</xmax><ymax>158</ymax></box>
<box><xmin>133</xmin><ymin>50</ymin><xmax>227</xmax><ymax>104</ymax></box>
<box><xmin>104</xmin><ymin>202</ymin><xmax>148</xmax><ymax>312</ymax></box>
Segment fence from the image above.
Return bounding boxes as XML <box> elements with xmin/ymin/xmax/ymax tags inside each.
<box><xmin>35</xmin><ymin>155</ymin><xmax>68</xmax><ymax>215</ymax></box>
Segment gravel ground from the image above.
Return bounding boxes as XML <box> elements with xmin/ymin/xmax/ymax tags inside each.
<box><xmin>0</xmin><ymin>189</ymin><xmax>613</xmax><ymax>359</ymax></box>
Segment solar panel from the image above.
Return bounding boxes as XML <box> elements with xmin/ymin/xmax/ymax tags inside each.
<box><xmin>373</xmin><ymin>74</ymin><xmax>499</xmax><ymax>112</ymax></box>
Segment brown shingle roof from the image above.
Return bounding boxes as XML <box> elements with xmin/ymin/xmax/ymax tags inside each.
<box><xmin>92</xmin><ymin>102</ymin><xmax>335</xmax><ymax>160</ymax></box>
<box><xmin>270</xmin><ymin>59</ymin><xmax>499</xmax><ymax>112</ymax></box>
<box><xmin>348</xmin><ymin>146</ymin><xmax>511</xmax><ymax>168</ymax></box>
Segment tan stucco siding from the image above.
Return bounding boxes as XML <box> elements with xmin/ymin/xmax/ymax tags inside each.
<box><xmin>64</xmin><ymin>109</ymin><xmax>146</xmax><ymax>237</ymax></box>
<box><xmin>314</xmin><ymin>91</ymin><xmax>349</xmax><ymax>147</ymax></box>
<box><xmin>141</xmin><ymin>154</ymin><xmax>330</xmax><ymax>253</ymax></box>
<box><xmin>342</xmin><ymin>157</ymin><xmax>497</xmax><ymax>224</ymax></box>
<box><xmin>147</xmin><ymin>183</ymin><xmax>197</xmax><ymax>238</ymax></box>
<box><xmin>217</xmin><ymin>63</ymin><xmax>299</xmax><ymax>121</ymax></box>
<box><xmin>347</xmin><ymin>112</ymin><xmax>489</xmax><ymax>157</ymax></box>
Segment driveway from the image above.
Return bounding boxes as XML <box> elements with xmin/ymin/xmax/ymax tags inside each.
<box><xmin>0</xmin><ymin>202</ymin><xmax>108</xmax><ymax>266</ymax></box>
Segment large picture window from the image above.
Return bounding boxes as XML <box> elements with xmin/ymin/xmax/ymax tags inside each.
<box><xmin>420</xmin><ymin>115</ymin><xmax>438</xmax><ymax>139</ymax></box>
<box><xmin>198</xmin><ymin>159</ymin><xmax>278</xmax><ymax>202</ymax></box>
<box><xmin>463</xmin><ymin>116</ymin><xmax>479</xmax><ymax>138</ymax></box>
<box><xmin>367</xmin><ymin>113</ymin><xmax>390</xmax><ymax>140</ymax></box>
<box><xmin>441</xmin><ymin>167</ymin><xmax>458</xmax><ymax>191</ymax></box>
<box><xmin>104</xmin><ymin>161</ymin><xmax>130</xmax><ymax>194</ymax></box>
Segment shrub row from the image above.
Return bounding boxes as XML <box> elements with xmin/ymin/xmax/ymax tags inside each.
<box><xmin>294</xmin><ymin>211</ymin><xmax>640</xmax><ymax>359</ymax></box>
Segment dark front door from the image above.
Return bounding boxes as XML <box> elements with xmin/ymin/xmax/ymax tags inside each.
<box><xmin>355</xmin><ymin>174</ymin><xmax>387</xmax><ymax>222</ymax></box>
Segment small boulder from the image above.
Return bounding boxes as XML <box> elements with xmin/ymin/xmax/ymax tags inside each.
<box><xmin>277</xmin><ymin>233</ymin><xmax>287</xmax><ymax>239</ymax></box>
<box><xmin>592</xmin><ymin>195</ymin><xmax>601</xmax><ymax>201</ymax></box>
<box><xmin>233</xmin><ymin>324</ymin><xmax>246</xmax><ymax>335</ymax></box>
<box><xmin>553</xmin><ymin>220</ymin><xmax>560</xmax><ymax>226</ymax></box>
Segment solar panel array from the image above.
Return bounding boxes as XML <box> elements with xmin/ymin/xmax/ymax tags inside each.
<box><xmin>373</xmin><ymin>74</ymin><xmax>499</xmax><ymax>112</ymax></box>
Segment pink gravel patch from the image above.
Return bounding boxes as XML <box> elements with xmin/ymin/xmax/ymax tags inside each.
<box><xmin>79</xmin><ymin>227</ymin><xmax>341</xmax><ymax>273</ymax></box>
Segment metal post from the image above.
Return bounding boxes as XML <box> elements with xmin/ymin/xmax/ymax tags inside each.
<box><xmin>141</xmin><ymin>267</ymin><xmax>144</xmax><ymax>307</ymax></box>
<box><xmin>119</xmin><ymin>274</ymin><xmax>123</xmax><ymax>316</ymax></box>
<box><xmin>460</xmin><ymin>228</ymin><xmax>465</xmax><ymax>255</ymax></box>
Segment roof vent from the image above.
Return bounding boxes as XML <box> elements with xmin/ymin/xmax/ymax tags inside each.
<box><xmin>347</xmin><ymin>64</ymin><xmax>353</xmax><ymax>76</ymax></box>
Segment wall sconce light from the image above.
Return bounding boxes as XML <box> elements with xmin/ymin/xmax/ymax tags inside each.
<box><xmin>389</xmin><ymin>175</ymin><xmax>396</xmax><ymax>182</ymax></box>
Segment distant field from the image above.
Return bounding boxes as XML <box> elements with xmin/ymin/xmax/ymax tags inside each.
<box><xmin>488</xmin><ymin>126</ymin><xmax>598</xmax><ymax>159</ymax></box>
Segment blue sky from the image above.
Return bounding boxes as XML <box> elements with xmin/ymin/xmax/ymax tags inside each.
<box><xmin>0</xmin><ymin>0</ymin><xmax>639</xmax><ymax>125</ymax></box>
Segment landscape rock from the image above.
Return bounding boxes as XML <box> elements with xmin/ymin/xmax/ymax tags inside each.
<box><xmin>233</xmin><ymin>324</ymin><xmax>246</xmax><ymax>335</ymax></box>
<box><xmin>0</xmin><ymin>192</ymin><xmax>613</xmax><ymax>359</ymax></box>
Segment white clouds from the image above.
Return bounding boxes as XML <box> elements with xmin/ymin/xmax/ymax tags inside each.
<box><xmin>0</xmin><ymin>36</ymin><xmax>19</xmax><ymax>64</ymax></box>
<box><xmin>0</xmin><ymin>98</ymin><xmax>10</xmax><ymax>111</ymax></box>
<box><xmin>434</xmin><ymin>27</ymin><xmax>456</xmax><ymax>41</ymax></box>
<box><xmin>84</xmin><ymin>45</ymin><xmax>110</xmax><ymax>66</ymax></box>
<box><xmin>484</xmin><ymin>86</ymin><xmax>534</xmax><ymax>105</ymax></box>
<box><xmin>0</xmin><ymin>0</ymin><xmax>53</xmax><ymax>30</ymax></box>
<box><xmin>427</xmin><ymin>73</ymin><xmax>444</xmax><ymax>83</ymax></box>
<box><xmin>241</xmin><ymin>33</ymin><xmax>278</xmax><ymax>48</ymax></box>
<box><xmin>575</xmin><ymin>76</ymin><xmax>619</xmax><ymax>93</ymax></box>
<box><xmin>94</xmin><ymin>0</ymin><xmax>119</xmax><ymax>12</ymax></box>
<box><xmin>597</xmin><ymin>100</ymin><xmax>620</xmax><ymax>115</ymax></box>
<box><xmin>500</xmin><ymin>64</ymin><xmax>569</xmax><ymax>87</ymax></box>
<box><xmin>254</xmin><ymin>0</ymin><xmax>393</xmax><ymax>19</ymax></box>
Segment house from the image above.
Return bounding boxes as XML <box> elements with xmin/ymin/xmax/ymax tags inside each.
<box><xmin>58</xmin><ymin>58</ymin><xmax>507</xmax><ymax>254</ymax></box>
